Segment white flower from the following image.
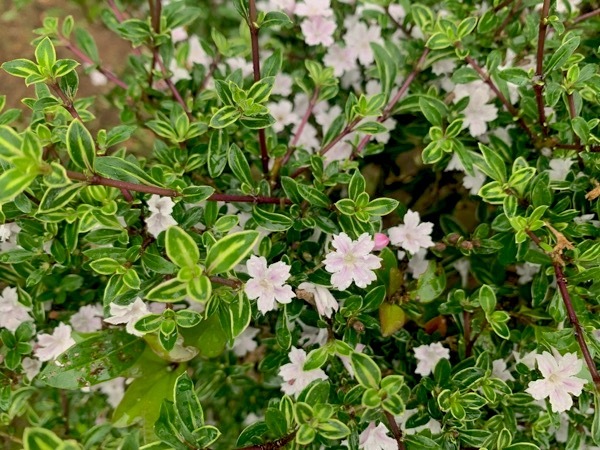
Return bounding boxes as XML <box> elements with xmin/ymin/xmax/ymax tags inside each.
<box><xmin>22</xmin><ymin>357</ymin><xmax>42</xmax><ymax>381</ymax></box>
<box><xmin>548</xmin><ymin>158</ymin><xmax>574</xmax><ymax>181</ymax></box>
<box><xmin>432</xmin><ymin>59</ymin><xmax>457</xmax><ymax>76</ymax></box>
<box><xmin>323</xmin><ymin>44</ymin><xmax>358</xmax><ymax>77</ymax></box>
<box><xmin>0</xmin><ymin>287</ymin><xmax>32</xmax><ymax>332</ymax></box>
<box><xmin>297</xmin><ymin>282</ymin><xmax>339</xmax><ymax>318</ymax></box>
<box><xmin>453</xmin><ymin>258</ymin><xmax>470</xmax><ymax>288</ymax></box>
<box><xmin>171</xmin><ymin>26</ymin><xmax>188</xmax><ymax>42</ymax></box>
<box><xmin>278</xmin><ymin>347</ymin><xmax>328</xmax><ymax>397</ymax></box>
<box><xmin>244</xmin><ymin>255</ymin><xmax>295</xmax><ymax>314</ymax></box>
<box><xmin>268</xmin><ymin>100</ymin><xmax>300</xmax><ymax>133</ymax></box>
<box><xmin>413</xmin><ymin>342</ymin><xmax>450</xmax><ymax>376</ymax></box>
<box><xmin>323</xmin><ymin>233</ymin><xmax>382</xmax><ymax>291</ymax></box>
<box><xmin>295</xmin><ymin>0</ymin><xmax>332</xmax><ymax>17</ymax></box>
<box><xmin>525</xmin><ymin>351</ymin><xmax>586</xmax><ymax>413</ymax></box>
<box><xmin>462</xmin><ymin>168</ymin><xmax>487</xmax><ymax>195</ymax></box>
<box><xmin>515</xmin><ymin>262</ymin><xmax>541</xmax><ymax>284</ymax></box>
<box><xmin>407</xmin><ymin>249</ymin><xmax>429</xmax><ymax>278</ymax></box>
<box><xmin>358</xmin><ymin>422</ymin><xmax>397</xmax><ymax>450</ymax></box>
<box><xmin>70</xmin><ymin>304</ymin><xmax>104</xmax><ymax>333</ymax></box>
<box><xmin>146</xmin><ymin>195</ymin><xmax>177</xmax><ymax>238</ymax></box>
<box><xmin>574</xmin><ymin>213</ymin><xmax>600</xmax><ymax>227</ymax></box>
<box><xmin>300</xmin><ymin>16</ymin><xmax>336</xmax><ymax>47</ymax></box>
<box><xmin>0</xmin><ymin>222</ymin><xmax>21</xmax><ymax>251</ymax></box>
<box><xmin>34</xmin><ymin>323</ymin><xmax>76</xmax><ymax>362</ymax></box>
<box><xmin>513</xmin><ymin>350</ymin><xmax>538</xmax><ymax>370</ymax></box>
<box><xmin>104</xmin><ymin>297</ymin><xmax>150</xmax><ymax>336</ymax></box>
<box><xmin>492</xmin><ymin>359</ymin><xmax>515</xmax><ymax>382</ymax></box>
<box><xmin>395</xmin><ymin>409</ymin><xmax>442</xmax><ymax>435</ymax></box>
<box><xmin>315</xmin><ymin>104</ymin><xmax>342</xmax><ymax>130</ymax></box>
<box><xmin>298</xmin><ymin>321</ymin><xmax>329</xmax><ymax>347</ymax></box>
<box><xmin>89</xmin><ymin>70</ymin><xmax>108</xmax><ymax>86</ymax></box>
<box><xmin>188</xmin><ymin>36</ymin><xmax>212</xmax><ymax>66</ymax></box>
<box><xmin>344</xmin><ymin>22</ymin><xmax>382</xmax><ymax>66</ymax></box>
<box><xmin>97</xmin><ymin>377</ymin><xmax>126</xmax><ymax>408</ymax></box>
<box><xmin>462</xmin><ymin>96</ymin><xmax>498</xmax><ymax>137</ymax></box>
<box><xmin>231</xmin><ymin>326</ymin><xmax>260</xmax><ymax>357</ymax></box>
<box><xmin>388</xmin><ymin>210</ymin><xmax>434</xmax><ymax>254</ymax></box>
<box><xmin>338</xmin><ymin>343</ymin><xmax>365</xmax><ymax>378</ymax></box>
<box><xmin>273</xmin><ymin>73</ymin><xmax>293</xmax><ymax>96</ymax></box>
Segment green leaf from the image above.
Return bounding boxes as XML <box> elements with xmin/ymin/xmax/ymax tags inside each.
<box><xmin>182</xmin><ymin>185</ymin><xmax>214</xmax><ymax>203</ymax></box>
<box><xmin>498</xmin><ymin>68</ymin><xmax>530</xmax><ymax>86</ymax></box>
<box><xmin>296</xmin><ymin>183</ymin><xmax>330</xmax><ymax>208</ymax></box>
<box><xmin>209</xmin><ymin>106</ymin><xmax>240</xmax><ymax>128</ymax></box>
<box><xmin>147</xmin><ymin>278</ymin><xmax>189</xmax><ymax>302</ymax></box>
<box><xmin>228</xmin><ymin>144</ymin><xmax>254</xmax><ymax>187</ymax></box>
<box><xmin>478</xmin><ymin>143</ymin><xmax>506</xmax><ymax>183</ymax></box>
<box><xmin>153</xmin><ymin>401</ymin><xmax>189</xmax><ymax>450</ymax></box>
<box><xmin>348</xmin><ymin>170</ymin><xmax>366</xmax><ymax>201</ymax></box>
<box><xmin>413</xmin><ymin>261</ymin><xmax>446</xmax><ymax>303</ymax></box>
<box><xmin>23</xmin><ymin>428</ymin><xmax>64</xmax><ymax>450</ymax></box>
<box><xmin>371</xmin><ymin>43</ymin><xmax>397</xmax><ymax>102</ymax></box>
<box><xmin>53</xmin><ymin>59</ymin><xmax>79</xmax><ymax>78</ymax></box>
<box><xmin>191</xmin><ymin>425</ymin><xmax>221</xmax><ymax>448</ymax></box>
<box><xmin>166</xmin><ymin>227</ymin><xmax>199</xmax><ymax>269</ymax></box>
<box><xmin>239</xmin><ymin>114</ymin><xmax>276</xmax><ymax>129</ymax></box>
<box><xmin>89</xmin><ymin>257</ymin><xmax>121</xmax><ymax>275</ymax></box>
<box><xmin>546</xmin><ymin>35</ymin><xmax>580</xmax><ymax>73</ymax></box>
<box><xmin>351</xmin><ymin>352</ymin><xmax>381</xmax><ymax>390</ymax></box>
<box><xmin>187</xmin><ymin>275</ymin><xmax>212</xmax><ymax>303</ymax></box>
<box><xmin>39</xmin><ymin>329</ymin><xmax>145</xmax><ymax>389</ymax></box>
<box><xmin>262</xmin><ymin>49</ymin><xmax>282</xmax><ymax>78</ymax></box>
<box><xmin>226</xmin><ymin>293</ymin><xmax>252</xmax><ymax>338</ymax></box>
<box><xmin>479</xmin><ymin>284</ymin><xmax>496</xmax><ymax>315</ymax></box>
<box><xmin>94</xmin><ymin>156</ymin><xmax>163</xmax><ymax>187</ymax></box>
<box><xmin>260</xmin><ymin>11</ymin><xmax>293</xmax><ymax>28</ymax></box>
<box><xmin>247</xmin><ymin>76</ymin><xmax>275</xmax><ymax>104</ymax></box>
<box><xmin>252</xmin><ymin>206</ymin><xmax>293</xmax><ymax>232</ymax></box>
<box><xmin>207</xmin><ymin>129</ymin><xmax>229</xmax><ymax>178</ymax></box>
<box><xmin>174</xmin><ymin>372</ymin><xmax>204</xmax><ymax>434</ymax></box>
<box><xmin>34</xmin><ymin>37</ymin><xmax>57</xmax><ymax>73</ymax></box>
<box><xmin>303</xmin><ymin>346</ymin><xmax>329</xmax><ymax>371</ymax></box>
<box><xmin>37</xmin><ymin>183</ymin><xmax>84</xmax><ymax>214</ymax></box>
<box><xmin>0</xmin><ymin>124</ymin><xmax>23</xmax><ymax>159</ymax></box>
<box><xmin>0</xmin><ymin>168</ymin><xmax>37</xmax><ymax>204</ymax></box>
<box><xmin>317</xmin><ymin>419</ymin><xmax>351</xmax><ymax>440</ymax></box>
<box><xmin>296</xmin><ymin>424</ymin><xmax>316</xmax><ymax>445</ymax></box>
<box><xmin>2</xmin><ymin>59</ymin><xmax>41</xmax><ymax>79</ymax></box>
<box><xmin>364</xmin><ymin>198</ymin><xmax>398</xmax><ymax>216</ymax></box>
<box><xmin>426</xmin><ymin>32</ymin><xmax>453</xmax><ymax>50</ymax></box>
<box><xmin>206</xmin><ymin>231</ymin><xmax>260</xmax><ymax>275</ymax></box>
<box><xmin>457</xmin><ymin>16</ymin><xmax>478</xmax><ymax>38</ymax></box>
<box><xmin>354</xmin><ymin>121</ymin><xmax>388</xmax><ymax>134</ymax></box>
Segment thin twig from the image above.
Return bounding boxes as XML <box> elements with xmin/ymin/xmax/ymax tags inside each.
<box><xmin>248</xmin><ymin>0</ymin><xmax>270</xmax><ymax>174</ymax></box>
<box><xmin>526</xmin><ymin>230</ymin><xmax>600</xmax><ymax>390</ymax></box>
<box><xmin>384</xmin><ymin>410</ymin><xmax>405</xmax><ymax>450</ymax></box>
<box><xmin>465</xmin><ymin>55</ymin><xmax>535</xmax><ymax>141</ymax></box>
<box><xmin>571</xmin><ymin>8</ymin><xmax>600</xmax><ymax>25</ymax></box>
<box><xmin>236</xmin><ymin>430</ymin><xmax>297</xmax><ymax>450</ymax></box>
<box><xmin>209</xmin><ymin>276</ymin><xmax>242</xmax><ymax>289</ymax></box>
<box><xmin>534</xmin><ymin>0</ymin><xmax>551</xmax><ymax>136</ymax></box>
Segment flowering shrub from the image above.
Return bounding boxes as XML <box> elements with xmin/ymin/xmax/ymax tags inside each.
<box><xmin>1</xmin><ymin>0</ymin><xmax>600</xmax><ymax>448</ymax></box>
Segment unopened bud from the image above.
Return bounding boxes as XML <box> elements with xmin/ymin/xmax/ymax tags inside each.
<box><xmin>373</xmin><ymin>233</ymin><xmax>390</xmax><ymax>251</ymax></box>
<box><xmin>447</xmin><ymin>233</ymin><xmax>461</xmax><ymax>245</ymax></box>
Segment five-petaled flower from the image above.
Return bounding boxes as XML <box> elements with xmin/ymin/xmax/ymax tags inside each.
<box><xmin>297</xmin><ymin>282</ymin><xmax>339</xmax><ymax>318</ymax></box>
<box><xmin>244</xmin><ymin>255</ymin><xmax>295</xmax><ymax>314</ymax></box>
<box><xmin>358</xmin><ymin>421</ymin><xmax>397</xmax><ymax>450</ymax></box>
<box><xmin>34</xmin><ymin>323</ymin><xmax>76</xmax><ymax>362</ymax></box>
<box><xmin>323</xmin><ymin>233</ymin><xmax>381</xmax><ymax>291</ymax></box>
<box><xmin>525</xmin><ymin>351</ymin><xmax>586</xmax><ymax>413</ymax></box>
<box><xmin>413</xmin><ymin>342</ymin><xmax>450</xmax><ymax>376</ymax></box>
<box><xmin>146</xmin><ymin>195</ymin><xmax>178</xmax><ymax>238</ymax></box>
<box><xmin>104</xmin><ymin>297</ymin><xmax>150</xmax><ymax>337</ymax></box>
<box><xmin>0</xmin><ymin>286</ymin><xmax>32</xmax><ymax>332</ymax></box>
<box><xmin>278</xmin><ymin>347</ymin><xmax>328</xmax><ymax>398</ymax></box>
<box><xmin>388</xmin><ymin>210</ymin><xmax>434</xmax><ymax>254</ymax></box>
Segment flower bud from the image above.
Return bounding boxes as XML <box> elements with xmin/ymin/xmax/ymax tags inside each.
<box><xmin>373</xmin><ymin>233</ymin><xmax>390</xmax><ymax>251</ymax></box>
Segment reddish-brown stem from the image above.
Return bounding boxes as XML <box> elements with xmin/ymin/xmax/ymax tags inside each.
<box><xmin>494</xmin><ymin>0</ymin><xmax>522</xmax><ymax>40</ymax></box>
<box><xmin>534</xmin><ymin>0</ymin><xmax>551</xmax><ymax>136</ymax></box>
<box><xmin>236</xmin><ymin>430</ymin><xmax>297</xmax><ymax>450</ymax></box>
<box><xmin>48</xmin><ymin>83</ymin><xmax>82</xmax><ymax>121</ymax></box>
<box><xmin>248</xmin><ymin>0</ymin><xmax>270</xmax><ymax>174</ymax></box>
<box><xmin>526</xmin><ymin>230</ymin><xmax>600</xmax><ymax>390</ymax></box>
<box><xmin>493</xmin><ymin>0</ymin><xmax>514</xmax><ymax>12</ymax></box>
<box><xmin>553</xmin><ymin>143</ymin><xmax>600</xmax><ymax>152</ymax></box>
<box><xmin>66</xmin><ymin>170</ymin><xmax>291</xmax><ymax>204</ymax></box>
<box><xmin>209</xmin><ymin>276</ymin><xmax>242</xmax><ymax>289</ymax></box>
<box><xmin>572</xmin><ymin>8</ymin><xmax>600</xmax><ymax>25</ymax></box>
<box><xmin>280</xmin><ymin>88</ymin><xmax>320</xmax><ymax>167</ymax></box>
<box><xmin>384</xmin><ymin>410</ymin><xmax>405</xmax><ymax>450</ymax></box>
<box><xmin>465</xmin><ymin>55</ymin><xmax>535</xmax><ymax>141</ymax></box>
<box><xmin>463</xmin><ymin>310</ymin><xmax>473</xmax><ymax>358</ymax></box>
<box><xmin>154</xmin><ymin>50</ymin><xmax>192</xmax><ymax>119</ymax></box>
<box><xmin>355</xmin><ymin>47</ymin><xmax>430</xmax><ymax>155</ymax></box>
<box><xmin>385</xmin><ymin>5</ymin><xmax>410</xmax><ymax>36</ymax></box>
<box><xmin>106</xmin><ymin>0</ymin><xmax>142</xmax><ymax>56</ymax></box>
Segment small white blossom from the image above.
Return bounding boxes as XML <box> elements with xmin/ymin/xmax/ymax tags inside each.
<box><xmin>34</xmin><ymin>323</ymin><xmax>76</xmax><ymax>362</ymax></box>
<box><xmin>70</xmin><ymin>304</ymin><xmax>104</xmax><ymax>333</ymax></box>
<box><xmin>525</xmin><ymin>351</ymin><xmax>586</xmax><ymax>413</ymax></box>
<box><xmin>413</xmin><ymin>342</ymin><xmax>450</xmax><ymax>376</ymax></box>
<box><xmin>548</xmin><ymin>158</ymin><xmax>574</xmax><ymax>181</ymax></box>
<box><xmin>278</xmin><ymin>347</ymin><xmax>328</xmax><ymax>397</ymax></box>
<box><xmin>432</xmin><ymin>59</ymin><xmax>457</xmax><ymax>76</ymax></box>
<box><xmin>273</xmin><ymin>73</ymin><xmax>294</xmax><ymax>96</ymax></box>
<box><xmin>513</xmin><ymin>350</ymin><xmax>538</xmax><ymax>370</ymax></box>
<box><xmin>89</xmin><ymin>70</ymin><xmax>108</xmax><ymax>86</ymax></box>
<box><xmin>574</xmin><ymin>214</ymin><xmax>600</xmax><ymax>227</ymax></box>
<box><xmin>295</xmin><ymin>0</ymin><xmax>332</xmax><ymax>17</ymax></box>
<box><xmin>462</xmin><ymin>168</ymin><xmax>487</xmax><ymax>195</ymax></box>
<box><xmin>298</xmin><ymin>321</ymin><xmax>329</xmax><ymax>347</ymax></box>
<box><xmin>104</xmin><ymin>297</ymin><xmax>150</xmax><ymax>337</ymax></box>
<box><xmin>97</xmin><ymin>377</ymin><xmax>126</xmax><ymax>408</ymax></box>
<box><xmin>492</xmin><ymin>359</ymin><xmax>515</xmax><ymax>382</ymax></box>
<box><xmin>231</xmin><ymin>326</ymin><xmax>260</xmax><ymax>357</ymax></box>
<box><xmin>0</xmin><ymin>287</ymin><xmax>32</xmax><ymax>332</ymax></box>
<box><xmin>388</xmin><ymin>210</ymin><xmax>434</xmax><ymax>254</ymax></box>
<box><xmin>358</xmin><ymin>421</ymin><xmax>397</xmax><ymax>450</ymax></box>
<box><xmin>22</xmin><ymin>357</ymin><xmax>42</xmax><ymax>381</ymax></box>
<box><xmin>453</xmin><ymin>258</ymin><xmax>470</xmax><ymax>288</ymax></box>
<box><xmin>244</xmin><ymin>255</ymin><xmax>295</xmax><ymax>314</ymax></box>
<box><xmin>300</xmin><ymin>16</ymin><xmax>336</xmax><ymax>47</ymax></box>
<box><xmin>407</xmin><ymin>249</ymin><xmax>429</xmax><ymax>278</ymax></box>
<box><xmin>297</xmin><ymin>282</ymin><xmax>339</xmax><ymax>318</ymax></box>
<box><xmin>146</xmin><ymin>195</ymin><xmax>177</xmax><ymax>238</ymax></box>
<box><xmin>323</xmin><ymin>44</ymin><xmax>358</xmax><ymax>76</ymax></box>
<box><xmin>268</xmin><ymin>100</ymin><xmax>300</xmax><ymax>132</ymax></box>
<box><xmin>0</xmin><ymin>222</ymin><xmax>21</xmax><ymax>251</ymax></box>
<box><xmin>344</xmin><ymin>22</ymin><xmax>382</xmax><ymax>66</ymax></box>
<box><xmin>515</xmin><ymin>262</ymin><xmax>541</xmax><ymax>284</ymax></box>
<box><xmin>323</xmin><ymin>233</ymin><xmax>382</xmax><ymax>291</ymax></box>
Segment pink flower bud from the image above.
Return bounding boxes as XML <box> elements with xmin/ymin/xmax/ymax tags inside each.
<box><xmin>373</xmin><ymin>233</ymin><xmax>390</xmax><ymax>251</ymax></box>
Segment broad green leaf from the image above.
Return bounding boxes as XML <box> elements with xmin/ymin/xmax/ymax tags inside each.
<box><xmin>23</xmin><ymin>427</ymin><xmax>64</xmax><ymax>450</ymax></box>
<box><xmin>413</xmin><ymin>261</ymin><xmax>446</xmax><ymax>303</ymax></box>
<box><xmin>209</xmin><ymin>106</ymin><xmax>240</xmax><ymax>128</ymax></box>
<box><xmin>364</xmin><ymin>198</ymin><xmax>398</xmax><ymax>216</ymax></box>
<box><xmin>0</xmin><ymin>125</ymin><xmax>23</xmax><ymax>159</ymax></box>
<box><xmin>350</xmin><ymin>352</ymin><xmax>381</xmax><ymax>390</ymax></box>
<box><xmin>479</xmin><ymin>285</ymin><xmax>496</xmax><ymax>315</ymax></box>
<box><xmin>478</xmin><ymin>143</ymin><xmax>506</xmax><ymax>183</ymax></box>
<box><xmin>37</xmin><ymin>184</ymin><xmax>84</xmax><ymax>214</ymax></box>
<box><xmin>173</xmin><ymin>372</ymin><xmax>204</xmax><ymax>435</ymax></box>
<box><xmin>182</xmin><ymin>185</ymin><xmax>214</xmax><ymax>203</ymax></box>
<box><xmin>546</xmin><ymin>35</ymin><xmax>580</xmax><ymax>73</ymax></box>
<box><xmin>228</xmin><ymin>143</ymin><xmax>254</xmax><ymax>187</ymax></box>
<box><xmin>166</xmin><ymin>227</ymin><xmax>199</xmax><ymax>269</ymax></box>
<box><xmin>94</xmin><ymin>156</ymin><xmax>163</xmax><ymax>187</ymax></box>
<box><xmin>247</xmin><ymin>76</ymin><xmax>275</xmax><ymax>104</ymax></box>
<box><xmin>147</xmin><ymin>278</ymin><xmax>189</xmax><ymax>302</ymax></box>
<box><xmin>252</xmin><ymin>206</ymin><xmax>293</xmax><ymax>232</ymax></box>
<box><xmin>39</xmin><ymin>329</ymin><xmax>145</xmax><ymax>389</ymax></box>
<box><xmin>187</xmin><ymin>275</ymin><xmax>212</xmax><ymax>303</ymax></box>
<box><xmin>371</xmin><ymin>43</ymin><xmax>397</xmax><ymax>102</ymax></box>
<box><xmin>34</xmin><ymin>37</ymin><xmax>57</xmax><ymax>73</ymax></box>
<box><xmin>207</xmin><ymin>129</ymin><xmax>228</xmax><ymax>178</ymax></box>
<box><xmin>191</xmin><ymin>425</ymin><xmax>221</xmax><ymax>448</ymax></box>
<box><xmin>0</xmin><ymin>168</ymin><xmax>37</xmax><ymax>204</ymax></box>
<box><xmin>153</xmin><ymin>401</ymin><xmax>189</xmax><ymax>450</ymax></box>
<box><xmin>206</xmin><ymin>231</ymin><xmax>260</xmax><ymax>275</ymax></box>
<box><xmin>1</xmin><ymin>59</ymin><xmax>40</xmax><ymax>79</ymax></box>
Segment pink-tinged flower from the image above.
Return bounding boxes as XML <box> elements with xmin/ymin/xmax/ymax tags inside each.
<box><xmin>244</xmin><ymin>256</ymin><xmax>295</xmax><ymax>314</ymax></box>
<box><xmin>146</xmin><ymin>195</ymin><xmax>177</xmax><ymax>238</ymax></box>
<box><xmin>34</xmin><ymin>323</ymin><xmax>76</xmax><ymax>362</ymax></box>
<box><xmin>388</xmin><ymin>210</ymin><xmax>434</xmax><ymax>254</ymax></box>
<box><xmin>300</xmin><ymin>16</ymin><xmax>336</xmax><ymax>47</ymax></box>
<box><xmin>323</xmin><ymin>233</ymin><xmax>382</xmax><ymax>291</ymax></box>
<box><xmin>22</xmin><ymin>357</ymin><xmax>42</xmax><ymax>381</ymax></box>
<box><xmin>373</xmin><ymin>233</ymin><xmax>390</xmax><ymax>251</ymax></box>
<box><xmin>413</xmin><ymin>342</ymin><xmax>450</xmax><ymax>376</ymax></box>
<box><xmin>515</xmin><ymin>262</ymin><xmax>541</xmax><ymax>284</ymax></box>
<box><xmin>295</xmin><ymin>0</ymin><xmax>332</xmax><ymax>17</ymax></box>
<box><xmin>70</xmin><ymin>304</ymin><xmax>103</xmax><ymax>333</ymax></box>
<box><xmin>492</xmin><ymin>359</ymin><xmax>515</xmax><ymax>382</ymax></box>
<box><xmin>323</xmin><ymin>44</ymin><xmax>358</xmax><ymax>77</ymax></box>
<box><xmin>0</xmin><ymin>287</ymin><xmax>32</xmax><ymax>332</ymax></box>
<box><xmin>278</xmin><ymin>347</ymin><xmax>328</xmax><ymax>398</ymax></box>
<box><xmin>344</xmin><ymin>22</ymin><xmax>382</xmax><ymax>66</ymax></box>
<box><xmin>358</xmin><ymin>421</ymin><xmax>397</xmax><ymax>450</ymax></box>
<box><xmin>297</xmin><ymin>282</ymin><xmax>339</xmax><ymax>318</ymax></box>
<box><xmin>525</xmin><ymin>351</ymin><xmax>586</xmax><ymax>413</ymax></box>
<box><xmin>407</xmin><ymin>249</ymin><xmax>429</xmax><ymax>278</ymax></box>
<box><xmin>104</xmin><ymin>297</ymin><xmax>150</xmax><ymax>337</ymax></box>
<box><xmin>231</xmin><ymin>326</ymin><xmax>260</xmax><ymax>357</ymax></box>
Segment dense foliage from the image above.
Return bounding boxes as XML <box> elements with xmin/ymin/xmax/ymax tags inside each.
<box><xmin>1</xmin><ymin>0</ymin><xmax>600</xmax><ymax>449</ymax></box>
